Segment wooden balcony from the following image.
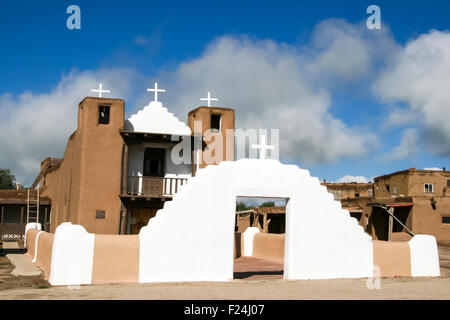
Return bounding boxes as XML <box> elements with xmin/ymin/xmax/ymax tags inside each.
<box><xmin>126</xmin><ymin>176</ymin><xmax>188</xmax><ymax>198</ymax></box>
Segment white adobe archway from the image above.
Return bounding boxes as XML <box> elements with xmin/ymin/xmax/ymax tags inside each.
<box><xmin>139</xmin><ymin>159</ymin><xmax>373</xmax><ymax>282</ymax></box>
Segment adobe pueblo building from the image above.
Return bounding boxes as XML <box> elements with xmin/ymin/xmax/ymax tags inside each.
<box><xmin>33</xmin><ymin>89</ymin><xmax>234</xmax><ymax>235</ymax></box>
<box><xmin>322</xmin><ymin>169</ymin><xmax>450</xmax><ymax>242</ymax></box>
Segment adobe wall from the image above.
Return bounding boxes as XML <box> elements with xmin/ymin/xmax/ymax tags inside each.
<box><xmin>91</xmin><ymin>235</ymin><xmax>139</xmax><ymax>284</ymax></box>
<box><xmin>40</xmin><ymin>98</ymin><xmax>125</xmax><ymax>234</ymax></box>
<box><xmin>324</xmin><ymin>183</ymin><xmax>374</xmax><ymax>199</ymax></box>
<box><xmin>252</xmin><ymin>233</ymin><xmax>285</xmax><ymax>263</ymax></box>
<box><xmin>411</xmin><ymin>196</ymin><xmax>450</xmax><ymax>241</ymax></box>
<box><xmin>40</xmin><ymin>130</ymin><xmax>83</xmax><ymax>232</ymax></box>
<box><xmin>372</xmin><ymin>240</ymin><xmax>411</xmax><ymax>277</ymax></box>
<box><xmin>408</xmin><ymin>171</ymin><xmax>450</xmax><ymax>196</ymax></box>
<box><xmin>188</xmin><ymin>107</ymin><xmax>235</xmax><ymax>168</ymax></box>
<box><xmin>25</xmin><ymin>228</ymin><xmax>39</xmax><ymax>259</ymax></box>
<box><xmin>374</xmin><ymin>172</ymin><xmax>409</xmax><ymax>197</ymax></box>
<box><xmin>34</xmin><ymin>232</ymin><xmax>54</xmax><ymax>280</ymax></box>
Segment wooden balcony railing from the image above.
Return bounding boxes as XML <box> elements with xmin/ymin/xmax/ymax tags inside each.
<box><xmin>127</xmin><ymin>176</ymin><xmax>188</xmax><ymax>197</ymax></box>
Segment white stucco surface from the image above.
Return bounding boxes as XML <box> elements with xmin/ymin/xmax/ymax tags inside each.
<box><xmin>125</xmin><ymin>101</ymin><xmax>191</xmax><ymax>135</ymax></box>
<box><xmin>408</xmin><ymin>235</ymin><xmax>440</xmax><ymax>277</ymax></box>
<box><xmin>24</xmin><ymin>223</ymin><xmax>41</xmax><ymax>247</ymax></box>
<box><xmin>139</xmin><ymin>159</ymin><xmax>374</xmax><ymax>282</ymax></box>
<box><xmin>242</xmin><ymin>227</ymin><xmax>261</xmax><ymax>257</ymax></box>
<box><xmin>48</xmin><ymin>223</ymin><xmax>95</xmax><ymax>286</ymax></box>
<box><xmin>32</xmin><ymin>231</ymin><xmax>43</xmax><ymax>262</ymax></box>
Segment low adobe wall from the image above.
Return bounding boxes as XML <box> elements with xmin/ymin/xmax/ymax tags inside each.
<box><xmin>24</xmin><ymin>222</ymin><xmax>441</xmax><ymax>285</ymax></box>
<box><xmin>34</xmin><ymin>232</ymin><xmax>54</xmax><ymax>280</ymax></box>
<box><xmin>91</xmin><ymin>234</ymin><xmax>139</xmax><ymax>284</ymax></box>
<box><xmin>391</xmin><ymin>232</ymin><xmax>412</xmax><ymax>242</ymax></box>
<box><xmin>241</xmin><ymin>228</ymin><xmax>440</xmax><ymax>278</ymax></box>
<box><xmin>373</xmin><ymin>240</ymin><xmax>411</xmax><ymax>277</ymax></box>
<box><xmin>252</xmin><ymin>233</ymin><xmax>285</xmax><ymax>263</ymax></box>
<box><xmin>25</xmin><ymin>228</ymin><xmax>39</xmax><ymax>260</ymax></box>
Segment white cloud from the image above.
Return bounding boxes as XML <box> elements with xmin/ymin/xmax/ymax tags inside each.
<box><xmin>375</xmin><ymin>30</ymin><xmax>450</xmax><ymax>156</ymax></box>
<box><xmin>424</xmin><ymin>167</ymin><xmax>443</xmax><ymax>171</ymax></box>
<box><xmin>305</xmin><ymin>19</ymin><xmax>398</xmax><ymax>87</ymax></box>
<box><xmin>380</xmin><ymin>128</ymin><xmax>419</xmax><ymax>161</ymax></box>
<box><xmin>0</xmin><ymin>68</ymin><xmax>136</xmax><ymax>185</ymax></box>
<box><xmin>161</xmin><ymin>23</ymin><xmax>382</xmax><ymax>164</ymax></box>
<box><xmin>335</xmin><ymin>175</ymin><xmax>372</xmax><ymax>183</ymax></box>
<box><xmin>382</xmin><ymin>107</ymin><xmax>419</xmax><ymax>129</ymax></box>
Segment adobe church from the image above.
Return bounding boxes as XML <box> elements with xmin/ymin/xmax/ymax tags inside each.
<box><xmin>32</xmin><ymin>83</ymin><xmax>235</xmax><ymax>235</ymax></box>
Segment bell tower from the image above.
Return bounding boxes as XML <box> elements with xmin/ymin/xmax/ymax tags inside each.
<box><xmin>188</xmin><ymin>104</ymin><xmax>235</xmax><ymax>173</ymax></box>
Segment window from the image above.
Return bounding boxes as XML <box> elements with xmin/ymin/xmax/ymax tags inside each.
<box><xmin>143</xmin><ymin>148</ymin><xmax>165</xmax><ymax>177</ymax></box>
<box><xmin>393</xmin><ymin>185</ymin><xmax>398</xmax><ymax>195</ymax></box>
<box><xmin>368</xmin><ymin>189</ymin><xmax>372</xmax><ymax>197</ymax></box>
<box><xmin>211</xmin><ymin>114</ymin><xmax>221</xmax><ymax>131</ymax></box>
<box><xmin>96</xmin><ymin>210</ymin><xmax>106</xmax><ymax>219</ymax></box>
<box><xmin>442</xmin><ymin>216</ymin><xmax>450</xmax><ymax>224</ymax></box>
<box><xmin>355</xmin><ymin>193</ymin><xmax>360</xmax><ymax>198</ymax></box>
<box><xmin>330</xmin><ymin>190</ymin><xmax>342</xmax><ymax>200</ymax></box>
<box><xmin>386</xmin><ymin>185</ymin><xmax>390</xmax><ymax>193</ymax></box>
<box><xmin>447</xmin><ymin>179</ymin><xmax>450</xmax><ymax>187</ymax></box>
<box><xmin>98</xmin><ymin>105</ymin><xmax>110</xmax><ymax>124</ymax></box>
<box><xmin>424</xmin><ymin>183</ymin><xmax>434</xmax><ymax>193</ymax></box>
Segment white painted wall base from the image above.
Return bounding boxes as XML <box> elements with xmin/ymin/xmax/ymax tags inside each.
<box><xmin>48</xmin><ymin>223</ymin><xmax>95</xmax><ymax>286</ymax></box>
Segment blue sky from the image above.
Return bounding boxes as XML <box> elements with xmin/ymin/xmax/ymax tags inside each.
<box><xmin>1</xmin><ymin>0</ymin><xmax>449</xmax><ymax>185</ymax></box>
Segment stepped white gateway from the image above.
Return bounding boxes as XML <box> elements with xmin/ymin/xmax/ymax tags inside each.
<box><xmin>27</xmin><ymin>159</ymin><xmax>440</xmax><ymax>285</ymax></box>
<box><xmin>139</xmin><ymin>159</ymin><xmax>374</xmax><ymax>282</ymax></box>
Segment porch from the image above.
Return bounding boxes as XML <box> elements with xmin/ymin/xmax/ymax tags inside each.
<box><xmin>125</xmin><ymin>175</ymin><xmax>188</xmax><ymax>198</ymax></box>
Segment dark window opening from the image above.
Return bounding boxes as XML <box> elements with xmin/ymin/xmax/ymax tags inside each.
<box><xmin>443</xmin><ymin>216</ymin><xmax>450</xmax><ymax>224</ymax></box>
<box><xmin>386</xmin><ymin>185</ymin><xmax>390</xmax><ymax>193</ymax></box>
<box><xmin>99</xmin><ymin>105</ymin><xmax>110</xmax><ymax>124</ymax></box>
<box><xmin>447</xmin><ymin>180</ymin><xmax>450</xmax><ymax>187</ymax></box>
<box><xmin>350</xmin><ymin>212</ymin><xmax>362</xmax><ymax>222</ymax></box>
<box><xmin>211</xmin><ymin>114</ymin><xmax>221</xmax><ymax>131</ymax></box>
<box><xmin>96</xmin><ymin>210</ymin><xmax>106</xmax><ymax>219</ymax></box>
<box><xmin>143</xmin><ymin>148</ymin><xmax>165</xmax><ymax>177</ymax></box>
<box><xmin>355</xmin><ymin>193</ymin><xmax>360</xmax><ymax>198</ymax></box>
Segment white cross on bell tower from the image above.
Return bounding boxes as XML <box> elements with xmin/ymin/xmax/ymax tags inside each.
<box><xmin>147</xmin><ymin>82</ymin><xmax>166</xmax><ymax>102</ymax></box>
<box><xmin>200</xmin><ymin>91</ymin><xmax>218</xmax><ymax>107</ymax></box>
<box><xmin>91</xmin><ymin>83</ymin><xmax>110</xmax><ymax>98</ymax></box>
<box><xmin>251</xmin><ymin>135</ymin><xmax>274</xmax><ymax>160</ymax></box>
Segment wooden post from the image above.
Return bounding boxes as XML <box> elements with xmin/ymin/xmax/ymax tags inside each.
<box><xmin>388</xmin><ymin>214</ymin><xmax>393</xmax><ymax>241</ymax></box>
<box><xmin>122</xmin><ymin>144</ymin><xmax>129</xmax><ymax>195</ymax></box>
<box><xmin>1</xmin><ymin>205</ymin><xmax>4</xmax><ymax>225</ymax></box>
<box><xmin>119</xmin><ymin>209</ymin><xmax>128</xmax><ymax>235</ymax></box>
<box><xmin>44</xmin><ymin>207</ymin><xmax>48</xmax><ymax>229</ymax></box>
<box><xmin>20</xmin><ymin>206</ymin><xmax>24</xmax><ymax>224</ymax></box>
<box><xmin>263</xmin><ymin>213</ymin><xmax>267</xmax><ymax>233</ymax></box>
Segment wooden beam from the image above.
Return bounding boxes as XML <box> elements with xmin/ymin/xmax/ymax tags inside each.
<box><xmin>388</xmin><ymin>213</ymin><xmax>393</xmax><ymax>241</ymax></box>
<box><xmin>0</xmin><ymin>205</ymin><xmax>4</xmax><ymax>225</ymax></box>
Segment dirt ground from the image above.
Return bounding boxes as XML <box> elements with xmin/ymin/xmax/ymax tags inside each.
<box><xmin>0</xmin><ymin>243</ymin><xmax>449</xmax><ymax>300</ymax></box>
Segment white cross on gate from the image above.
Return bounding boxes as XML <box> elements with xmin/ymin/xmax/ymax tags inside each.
<box><xmin>200</xmin><ymin>91</ymin><xmax>218</xmax><ymax>107</ymax></box>
<box><xmin>91</xmin><ymin>83</ymin><xmax>111</xmax><ymax>98</ymax></box>
<box><xmin>251</xmin><ymin>135</ymin><xmax>274</xmax><ymax>160</ymax></box>
<box><xmin>147</xmin><ymin>82</ymin><xmax>166</xmax><ymax>102</ymax></box>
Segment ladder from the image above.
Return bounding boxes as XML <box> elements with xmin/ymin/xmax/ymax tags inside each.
<box><xmin>27</xmin><ymin>189</ymin><xmax>40</xmax><ymax>224</ymax></box>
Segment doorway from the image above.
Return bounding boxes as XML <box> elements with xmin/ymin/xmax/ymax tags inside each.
<box><xmin>143</xmin><ymin>148</ymin><xmax>165</xmax><ymax>177</ymax></box>
<box><xmin>234</xmin><ymin>197</ymin><xmax>287</xmax><ymax>280</ymax></box>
